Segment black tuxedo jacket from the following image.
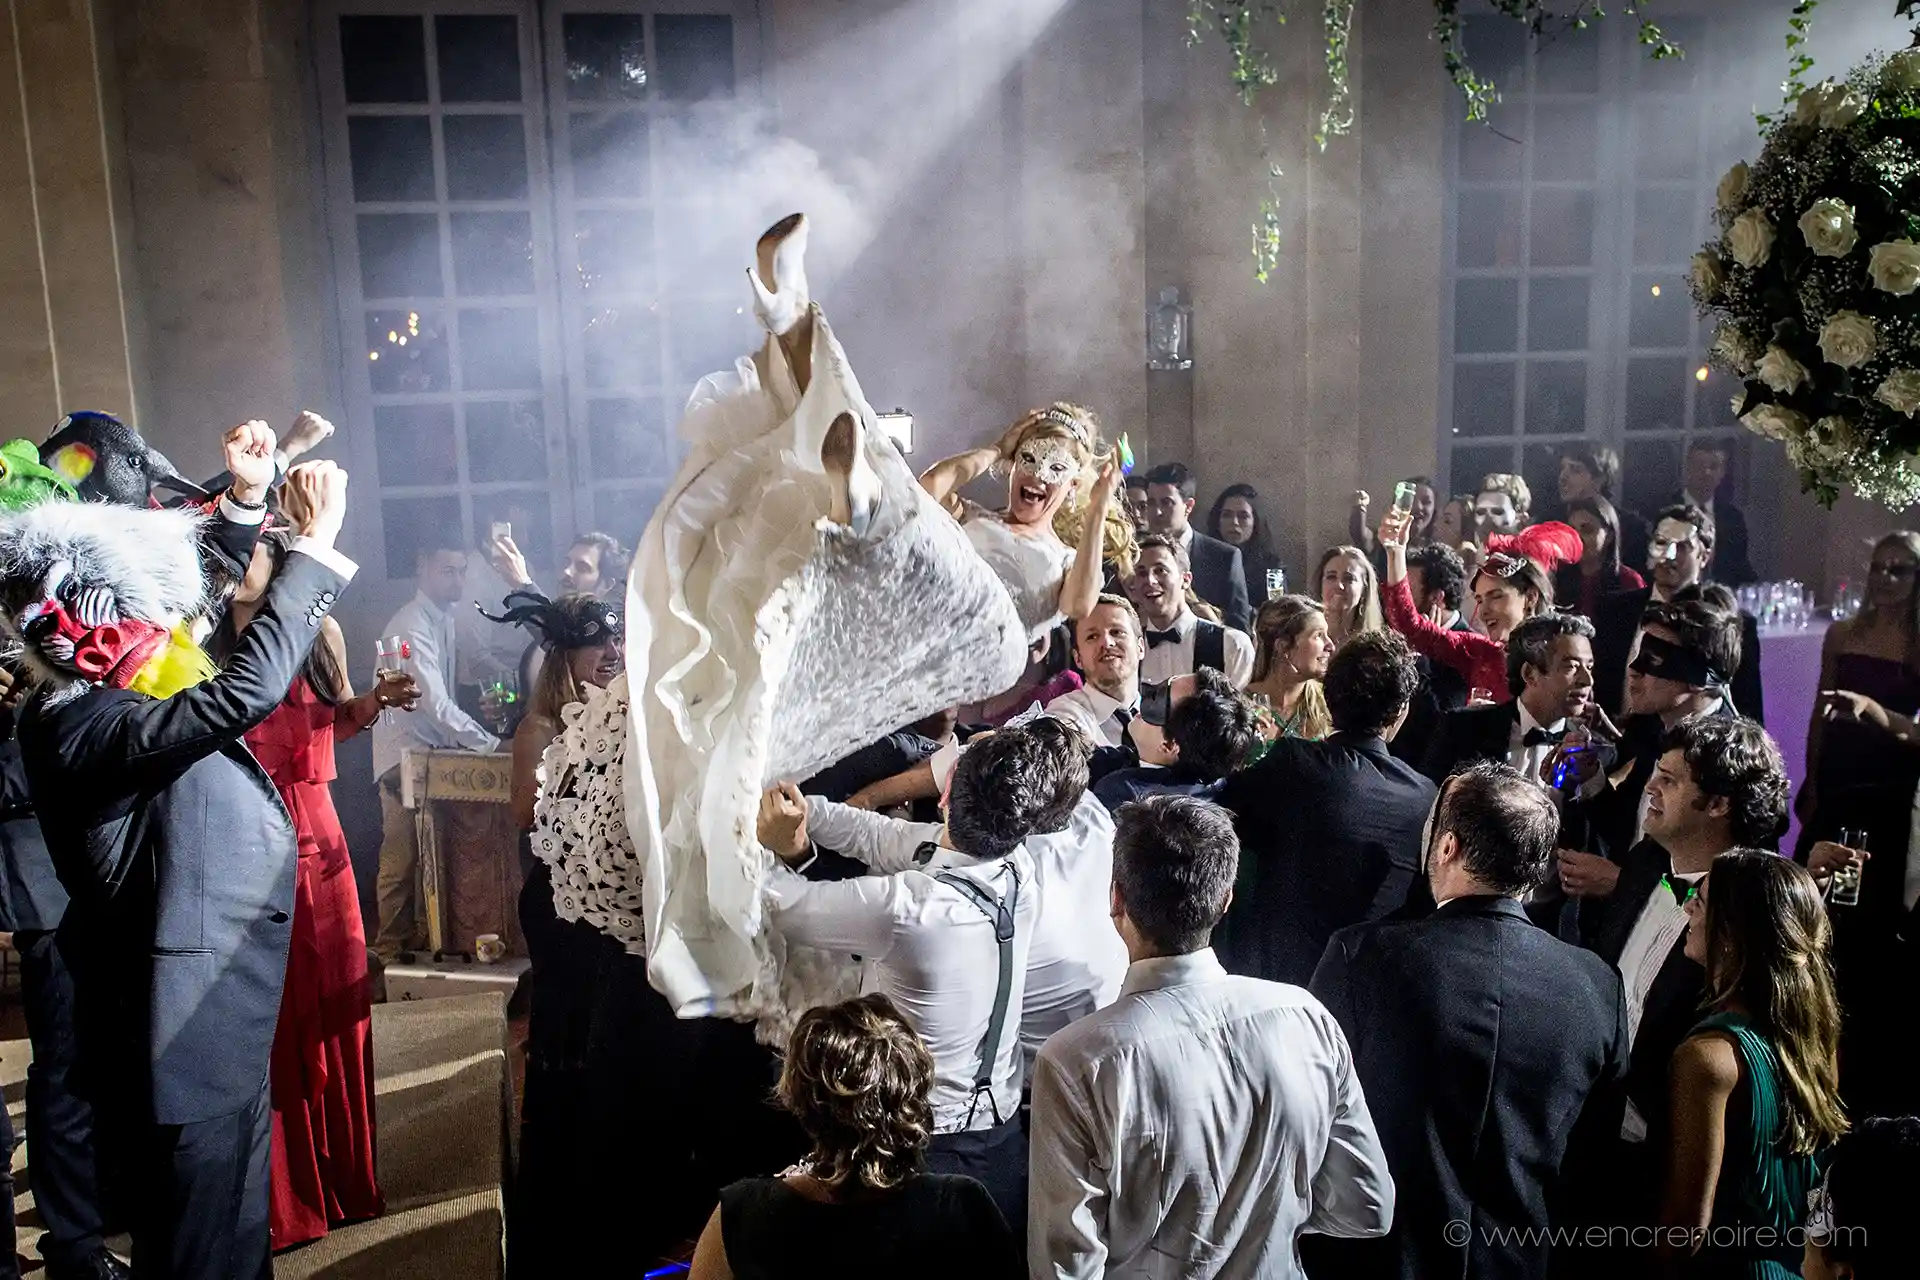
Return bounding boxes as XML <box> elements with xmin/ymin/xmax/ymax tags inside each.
<box><xmin>1591</xmin><ymin>585</ymin><xmax>1764</xmax><ymax>724</ymax></box>
<box><xmin>1185</xmin><ymin>529</ymin><xmax>1252</xmax><ymax>632</ymax></box>
<box><xmin>1582</xmin><ymin>838</ymin><xmax>1705</xmax><ymax>1129</ymax></box>
<box><xmin>20</xmin><ymin>551</ymin><xmax>349</xmax><ymax>1126</ymax></box>
<box><xmin>0</xmin><ymin>735</ymin><xmax>66</xmax><ymax>935</ymax></box>
<box><xmin>1420</xmin><ymin>699</ymin><xmax>1520</xmax><ymax>784</ymax></box>
<box><xmin>1215</xmin><ymin>732</ymin><xmax>1434</xmax><ymax>985</ymax></box>
<box><xmin>1308</xmin><ymin>896</ymin><xmax>1629</xmax><ymax>1280</ymax></box>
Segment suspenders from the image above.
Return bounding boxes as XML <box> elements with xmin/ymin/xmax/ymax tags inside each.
<box><xmin>934</xmin><ymin>859</ymin><xmax>1023</xmax><ymax>1129</ymax></box>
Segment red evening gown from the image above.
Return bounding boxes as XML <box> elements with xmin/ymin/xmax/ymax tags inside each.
<box><xmin>247</xmin><ymin>676</ymin><xmax>385</xmax><ymax>1249</ymax></box>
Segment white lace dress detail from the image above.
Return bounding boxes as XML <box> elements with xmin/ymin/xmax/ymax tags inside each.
<box><xmin>531</xmin><ymin>676</ymin><xmax>644</xmax><ymax>950</ymax></box>
<box><xmin>959</xmin><ymin>504</ymin><xmax>1076</xmax><ymax>642</ymax></box>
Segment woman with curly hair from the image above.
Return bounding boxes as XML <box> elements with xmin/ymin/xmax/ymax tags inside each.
<box><xmin>1661</xmin><ymin>851</ymin><xmax>1846</xmax><ymax>1278</ymax></box>
<box><xmin>919</xmin><ymin>401</ymin><xmax>1134</xmax><ymax>644</ymax></box>
<box><xmin>689</xmin><ymin>994</ymin><xmax>1021</xmax><ymax>1280</ymax></box>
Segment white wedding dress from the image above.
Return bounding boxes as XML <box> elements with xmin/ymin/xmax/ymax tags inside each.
<box><xmin>532</xmin><ymin>251</ymin><xmax>1028</xmax><ymax>1038</ymax></box>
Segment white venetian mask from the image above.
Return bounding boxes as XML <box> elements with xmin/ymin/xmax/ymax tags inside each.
<box><xmin>1015</xmin><ymin>435</ymin><xmax>1079</xmax><ymax>487</ymax></box>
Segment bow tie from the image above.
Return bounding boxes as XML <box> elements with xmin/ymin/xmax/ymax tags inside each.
<box><xmin>1144</xmin><ymin>628</ymin><xmax>1183</xmax><ymax>648</ymax></box>
<box><xmin>1522</xmin><ymin>726</ymin><xmax>1567</xmax><ymax>748</ymax></box>
<box><xmin>1662</xmin><ymin>872</ymin><xmax>1699</xmax><ymax>905</ymax></box>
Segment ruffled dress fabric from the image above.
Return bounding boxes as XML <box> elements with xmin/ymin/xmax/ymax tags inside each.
<box><xmin>532</xmin><ymin>308</ymin><xmax>1027</xmax><ymax>1039</ymax></box>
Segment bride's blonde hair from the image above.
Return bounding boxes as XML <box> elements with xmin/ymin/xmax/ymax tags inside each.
<box><xmin>1004</xmin><ymin>401</ymin><xmax>1138</xmax><ymax>576</ymax></box>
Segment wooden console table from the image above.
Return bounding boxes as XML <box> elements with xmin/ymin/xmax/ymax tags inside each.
<box><xmin>401</xmin><ymin>747</ymin><xmax>526</xmax><ymax>959</ymax></box>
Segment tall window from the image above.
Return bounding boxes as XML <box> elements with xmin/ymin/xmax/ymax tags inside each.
<box><xmin>1440</xmin><ymin>7</ymin><xmax>1768</xmax><ymax>519</ymax></box>
<box><xmin>317</xmin><ymin>1</ymin><xmax>758</xmax><ymax>579</ymax></box>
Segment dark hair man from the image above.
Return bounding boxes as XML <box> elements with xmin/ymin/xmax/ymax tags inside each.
<box><xmin>1140</xmin><ymin>463</ymin><xmax>1251</xmax><ymax>631</ymax></box>
<box><xmin>1309</xmin><ymin>762</ymin><xmax>1628</xmax><ymax>1280</ymax></box>
<box><xmin>1031</xmin><ymin>796</ymin><xmax>1391</xmax><ymax>1275</ymax></box>
<box><xmin>1217</xmin><ymin>630</ymin><xmax>1437</xmax><ymax>984</ymax></box>
<box><xmin>1093</xmin><ymin>668</ymin><xmax>1262</xmax><ymax>811</ymax></box>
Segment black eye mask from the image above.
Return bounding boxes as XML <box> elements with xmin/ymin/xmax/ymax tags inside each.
<box><xmin>1630</xmin><ymin>632</ymin><xmax>1724</xmax><ymax>688</ymax></box>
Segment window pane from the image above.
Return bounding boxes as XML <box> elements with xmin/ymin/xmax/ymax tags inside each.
<box><xmin>1461</xmin><ymin>20</ymin><xmax>1527</xmax><ymax>91</ymax></box>
<box><xmin>1694</xmin><ymin>364</ymin><xmax>1741</xmax><ymax>430</ymax></box>
<box><xmin>358</xmin><ymin>214</ymin><xmax>443</xmax><ymax>298</ymax></box>
<box><xmin>1529</xmin><ymin>188</ymin><xmax>1593</xmax><ymax>266</ymax></box>
<box><xmin>341</xmin><ymin>16</ymin><xmax>427</xmax><ymax>104</ymax></box>
<box><xmin>564</xmin><ymin>14</ymin><xmax>648</xmax><ymax>100</ymax></box>
<box><xmin>1626</xmin><ymin>356</ymin><xmax>1691</xmax><ymax>432</ymax></box>
<box><xmin>365</xmin><ymin>309</ymin><xmax>449</xmax><ymax>393</ymax></box>
<box><xmin>472</xmin><ymin>490</ymin><xmax>552</xmax><ymax>575</ymax></box>
<box><xmin>1450</xmin><ymin>444</ymin><xmax>1515</xmax><ymax>500</ymax></box>
<box><xmin>1634</xmin><ymin>100</ymin><xmax>1697</xmax><ymax>181</ymax></box>
<box><xmin>669</xmin><ymin>302</ymin><xmax>756</xmax><ymax>385</ymax></box>
<box><xmin>655</xmin><ymin>15</ymin><xmax>734</xmax><ymax>100</ymax></box>
<box><xmin>661</xmin><ymin>226</ymin><xmax>740</xmax><ymax>296</ymax></box>
<box><xmin>1630</xmin><ymin>273</ymin><xmax>1691</xmax><ymax>348</ymax></box>
<box><xmin>1522</xmin><ymin>442</ymin><xmax>1572</xmax><ymax>521</ymax></box>
<box><xmin>587</xmin><ymin>397</ymin><xmax>670</xmax><ymax>478</ymax></box>
<box><xmin>570</xmin><ymin>111</ymin><xmax>650</xmax><ymax>197</ymax></box>
<box><xmin>374</xmin><ymin>404</ymin><xmax>458</xmax><ymax>486</ymax></box>
<box><xmin>451</xmin><ymin>212</ymin><xmax>535</xmax><ymax>296</ymax></box>
<box><xmin>444</xmin><ymin>115</ymin><xmax>529</xmax><ymax>201</ymax></box>
<box><xmin>1454</xmin><ymin>278</ymin><xmax>1520</xmax><ymax>354</ymax></box>
<box><xmin>583</xmin><ymin>307</ymin><xmax>663</xmax><ymax>389</ymax></box>
<box><xmin>1633</xmin><ymin>17</ymin><xmax>1703</xmax><ymax>92</ymax></box>
<box><xmin>1453</xmin><ymin>362</ymin><xmax>1516</xmax><ymax>437</ymax></box>
<box><xmin>1527</xmin><ymin>275</ymin><xmax>1589</xmax><ymax>352</ymax></box>
<box><xmin>465</xmin><ymin>401</ymin><xmax>548</xmax><ymax>483</ymax></box>
<box><xmin>437</xmin><ymin>15</ymin><xmax>521</xmax><ymax>103</ymax></box>
<box><xmin>574</xmin><ymin>211</ymin><xmax>656</xmax><ymax>295</ymax></box>
<box><xmin>1633</xmin><ymin>188</ymin><xmax>1700</xmax><ymax>266</ymax></box>
<box><xmin>1531</xmin><ymin>103</ymin><xmax>1595</xmax><ymax>180</ymax></box>
<box><xmin>596</xmin><ymin>484</ymin><xmax>665</xmax><ymax>542</ymax></box>
<box><xmin>349</xmin><ymin>117</ymin><xmax>435</xmax><ymax>202</ymax></box>
<box><xmin>1459</xmin><ymin>107</ymin><xmax>1523</xmax><ymax>182</ymax></box>
<box><xmin>382</xmin><ymin>494</ymin><xmax>464</xmax><ymax>578</ymax></box>
<box><xmin>1525</xmin><ymin>361</ymin><xmax>1587</xmax><ymax>435</ymax></box>
<box><xmin>1456</xmin><ymin>189</ymin><xmax>1523</xmax><ymax>268</ymax></box>
<box><xmin>1622</xmin><ymin>438</ymin><xmax>1684</xmax><ymax>520</ymax></box>
<box><xmin>1534</xmin><ymin>29</ymin><xmax>1600</xmax><ymax>93</ymax></box>
<box><xmin>458</xmin><ymin>308</ymin><xmax>542</xmax><ymax>390</ymax></box>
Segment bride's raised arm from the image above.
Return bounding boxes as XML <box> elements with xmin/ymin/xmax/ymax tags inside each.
<box><xmin>917</xmin><ymin>442</ymin><xmax>1002</xmax><ymax>514</ymax></box>
<box><xmin>1057</xmin><ymin>460</ymin><xmax>1119</xmax><ymax>622</ymax></box>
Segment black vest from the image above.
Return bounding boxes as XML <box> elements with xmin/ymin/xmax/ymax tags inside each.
<box><xmin>1193</xmin><ymin>619</ymin><xmax>1227</xmax><ymax>676</ymax></box>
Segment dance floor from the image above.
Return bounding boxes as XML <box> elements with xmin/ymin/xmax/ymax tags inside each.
<box><xmin>4</xmin><ymin>992</ymin><xmax>513</xmax><ymax>1279</ymax></box>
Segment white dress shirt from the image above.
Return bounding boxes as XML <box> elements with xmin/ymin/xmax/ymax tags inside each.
<box><xmin>1615</xmin><ymin>866</ymin><xmax>1704</xmax><ymax>1141</ymax></box>
<box><xmin>1138</xmin><ymin>608</ymin><xmax>1255</xmax><ymax>689</ymax></box>
<box><xmin>1507</xmin><ymin>700</ymin><xmax>1565</xmax><ymax>787</ymax></box>
<box><xmin>1047</xmin><ymin>683</ymin><xmax>1139</xmax><ymax>748</ymax></box>
<box><xmin>1029</xmin><ymin>949</ymin><xmax>1394</xmax><ymax>1279</ymax></box>
<box><xmin>803</xmin><ymin>790</ymin><xmax>1128</xmax><ymax>1082</ymax></box>
<box><xmin>371</xmin><ymin>591</ymin><xmax>500</xmax><ymax>780</ymax></box>
<box><xmin>766</xmin><ymin>819</ymin><xmax>1037</xmax><ymax>1134</ymax></box>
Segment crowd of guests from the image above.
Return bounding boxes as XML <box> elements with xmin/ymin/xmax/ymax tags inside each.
<box><xmin>5</xmin><ymin>407</ymin><xmax>1918</xmax><ymax>1280</ymax></box>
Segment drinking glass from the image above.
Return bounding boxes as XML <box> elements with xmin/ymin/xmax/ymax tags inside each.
<box><xmin>1830</xmin><ymin>827</ymin><xmax>1868</xmax><ymax>908</ymax></box>
<box><xmin>1265</xmin><ymin>567</ymin><xmax>1287</xmax><ymax>601</ymax></box>
<box><xmin>375</xmin><ymin>636</ymin><xmax>408</xmax><ymax>727</ymax></box>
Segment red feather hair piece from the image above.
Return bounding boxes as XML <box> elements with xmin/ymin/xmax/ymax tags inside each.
<box><xmin>1486</xmin><ymin>521</ymin><xmax>1584</xmax><ymax>574</ymax></box>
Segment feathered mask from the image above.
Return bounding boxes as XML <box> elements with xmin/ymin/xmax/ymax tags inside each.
<box><xmin>478</xmin><ymin>590</ymin><xmax>622</xmax><ymax>651</ymax></box>
<box><xmin>0</xmin><ymin>501</ymin><xmax>216</xmax><ymax>699</ymax></box>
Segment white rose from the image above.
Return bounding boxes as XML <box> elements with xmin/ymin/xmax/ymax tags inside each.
<box><xmin>1728</xmin><ymin>209</ymin><xmax>1776</xmax><ymax>268</ymax></box>
<box><xmin>1716</xmin><ymin>161</ymin><xmax>1751</xmax><ymax>213</ymax></box>
<box><xmin>1817</xmin><ymin>311</ymin><xmax>1878</xmax><ymax>368</ymax></box>
<box><xmin>1820</xmin><ymin>87</ymin><xmax>1865</xmax><ymax>129</ymax></box>
<box><xmin>1690</xmin><ymin>251</ymin><xmax>1727</xmax><ymax>300</ymax></box>
<box><xmin>1884</xmin><ymin>49</ymin><xmax>1920</xmax><ymax>94</ymax></box>
<box><xmin>1742</xmin><ymin>402</ymin><xmax>1809</xmax><ymax>442</ymax></box>
<box><xmin>1868</xmin><ymin>239</ymin><xmax>1920</xmax><ymax>295</ymax></box>
<box><xmin>1875</xmin><ymin>369</ymin><xmax>1920</xmax><ymax>417</ymax></box>
<box><xmin>1712</xmin><ymin>324</ymin><xmax>1757</xmax><ymax>374</ymax></box>
<box><xmin>1756</xmin><ymin>345</ymin><xmax>1810</xmax><ymax>395</ymax></box>
<box><xmin>1798</xmin><ymin>198</ymin><xmax>1859</xmax><ymax>258</ymax></box>
<box><xmin>1814</xmin><ymin>415</ymin><xmax>1860</xmax><ymax>459</ymax></box>
<box><xmin>1795</xmin><ymin>81</ymin><xmax>1839</xmax><ymax>126</ymax></box>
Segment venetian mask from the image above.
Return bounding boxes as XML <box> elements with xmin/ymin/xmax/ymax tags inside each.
<box><xmin>1014</xmin><ymin>434</ymin><xmax>1080</xmax><ymax>488</ymax></box>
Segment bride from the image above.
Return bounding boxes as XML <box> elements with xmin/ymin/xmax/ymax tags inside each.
<box><xmin>534</xmin><ymin>213</ymin><xmax>1046</xmax><ymax>1033</ymax></box>
<box><xmin>919</xmin><ymin>403</ymin><xmax>1133</xmax><ymax>644</ymax></box>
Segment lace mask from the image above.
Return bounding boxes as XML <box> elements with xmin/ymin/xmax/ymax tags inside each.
<box><xmin>1014</xmin><ymin>435</ymin><xmax>1080</xmax><ymax>488</ymax></box>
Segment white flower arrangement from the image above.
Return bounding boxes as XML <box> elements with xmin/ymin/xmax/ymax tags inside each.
<box><xmin>1690</xmin><ymin>52</ymin><xmax>1920</xmax><ymax>508</ymax></box>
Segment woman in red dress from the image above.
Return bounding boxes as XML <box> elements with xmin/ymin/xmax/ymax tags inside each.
<box><xmin>216</xmin><ymin>527</ymin><xmax>420</xmax><ymax>1250</ymax></box>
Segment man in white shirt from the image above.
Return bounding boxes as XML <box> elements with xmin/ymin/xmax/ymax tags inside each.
<box><xmin>1579</xmin><ymin>718</ymin><xmax>1785</xmax><ymax>1189</ymax></box>
<box><xmin>1047</xmin><ymin>594</ymin><xmax>1144</xmax><ymax>748</ymax></box>
<box><xmin>757</xmin><ymin>720</ymin><xmax>1083</xmax><ymax>1236</ymax></box>
<box><xmin>1127</xmin><ymin>535</ymin><xmax>1254</xmax><ymax>688</ymax></box>
<box><xmin>1420</xmin><ymin>612</ymin><xmax>1596</xmax><ymax>787</ymax></box>
<box><xmin>371</xmin><ymin>536</ymin><xmax>502</xmax><ymax>960</ymax></box>
<box><xmin>1029</xmin><ymin>795</ymin><xmax>1393</xmax><ymax>1279</ymax></box>
<box><xmin>1140</xmin><ymin>463</ymin><xmax>1251</xmax><ymax>630</ymax></box>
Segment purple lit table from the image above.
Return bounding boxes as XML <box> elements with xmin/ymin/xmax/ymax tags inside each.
<box><xmin>1758</xmin><ymin>620</ymin><xmax>1827</xmax><ymax>855</ymax></box>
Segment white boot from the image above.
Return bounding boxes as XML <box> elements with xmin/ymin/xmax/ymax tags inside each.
<box><xmin>749</xmin><ymin>213</ymin><xmax>810</xmax><ymax>338</ymax></box>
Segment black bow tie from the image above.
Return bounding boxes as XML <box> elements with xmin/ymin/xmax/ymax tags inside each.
<box><xmin>1522</xmin><ymin>726</ymin><xmax>1566</xmax><ymax>748</ymax></box>
<box><xmin>1144</xmin><ymin>628</ymin><xmax>1183</xmax><ymax>648</ymax></box>
<box><xmin>1662</xmin><ymin>872</ymin><xmax>1699</xmax><ymax>905</ymax></box>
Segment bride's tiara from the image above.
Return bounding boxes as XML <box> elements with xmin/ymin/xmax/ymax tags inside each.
<box><xmin>1033</xmin><ymin>405</ymin><xmax>1098</xmax><ymax>451</ymax></box>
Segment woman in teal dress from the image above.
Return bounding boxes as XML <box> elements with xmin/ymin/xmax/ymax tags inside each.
<box><xmin>1662</xmin><ymin>850</ymin><xmax>1848</xmax><ymax>1278</ymax></box>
